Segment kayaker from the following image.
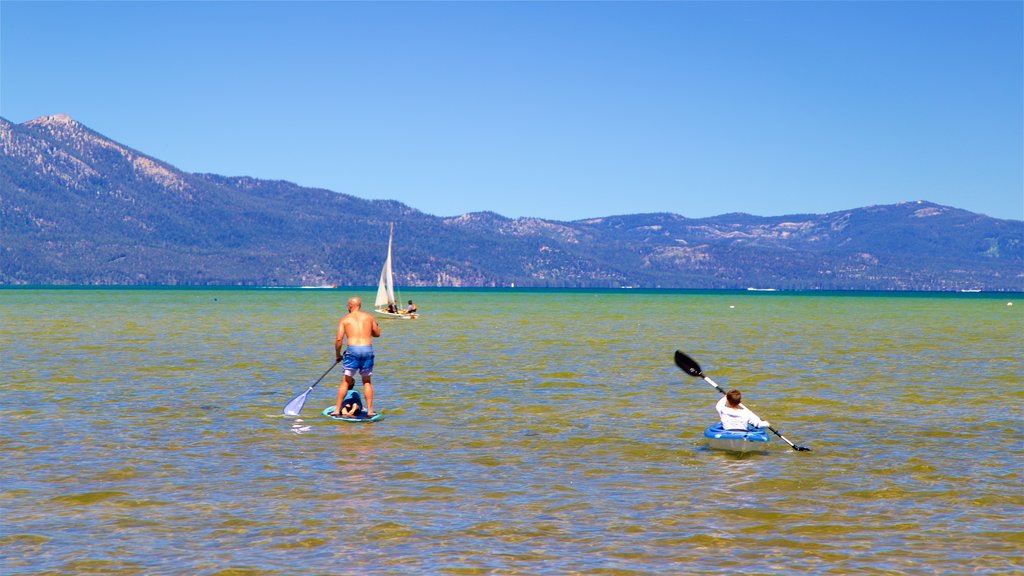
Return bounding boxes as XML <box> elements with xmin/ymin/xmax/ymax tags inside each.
<box><xmin>333</xmin><ymin>296</ymin><xmax>381</xmax><ymax>417</ymax></box>
<box><xmin>716</xmin><ymin>389</ymin><xmax>770</xmax><ymax>430</ymax></box>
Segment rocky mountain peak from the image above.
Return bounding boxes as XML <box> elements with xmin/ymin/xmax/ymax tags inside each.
<box><xmin>26</xmin><ymin>113</ymin><xmax>77</xmax><ymax>127</ymax></box>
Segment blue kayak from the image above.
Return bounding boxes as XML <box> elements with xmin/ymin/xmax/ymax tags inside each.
<box><xmin>703</xmin><ymin>423</ymin><xmax>770</xmax><ymax>453</ymax></box>
<box><xmin>321</xmin><ymin>406</ymin><xmax>384</xmax><ymax>423</ymax></box>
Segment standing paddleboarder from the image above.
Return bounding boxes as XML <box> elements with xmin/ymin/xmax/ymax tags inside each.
<box><xmin>333</xmin><ymin>296</ymin><xmax>381</xmax><ymax>417</ymax></box>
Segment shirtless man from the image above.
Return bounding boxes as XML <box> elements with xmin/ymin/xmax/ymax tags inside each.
<box><xmin>333</xmin><ymin>296</ymin><xmax>381</xmax><ymax>417</ymax></box>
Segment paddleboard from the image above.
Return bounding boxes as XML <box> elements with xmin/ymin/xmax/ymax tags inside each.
<box><xmin>321</xmin><ymin>405</ymin><xmax>384</xmax><ymax>423</ymax></box>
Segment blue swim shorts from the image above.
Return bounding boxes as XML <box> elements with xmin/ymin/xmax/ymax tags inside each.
<box><xmin>342</xmin><ymin>345</ymin><xmax>374</xmax><ymax>377</ymax></box>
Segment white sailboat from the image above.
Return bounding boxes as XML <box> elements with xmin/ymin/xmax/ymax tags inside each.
<box><xmin>374</xmin><ymin>224</ymin><xmax>418</xmax><ymax>319</ymax></box>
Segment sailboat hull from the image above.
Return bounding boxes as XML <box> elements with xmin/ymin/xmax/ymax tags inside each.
<box><xmin>374</xmin><ymin>308</ymin><xmax>417</xmax><ymax>319</ymax></box>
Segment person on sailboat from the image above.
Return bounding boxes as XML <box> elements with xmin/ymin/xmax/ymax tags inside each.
<box><xmin>404</xmin><ymin>300</ymin><xmax>417</xmax><ymax>315</ymax></box>
<box><xmin>333</xmin><ymin>296</ymin><xmax>381</xmax><ymax>417</ymax></box>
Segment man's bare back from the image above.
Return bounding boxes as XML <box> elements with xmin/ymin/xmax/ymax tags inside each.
<box><xmin>335</xmin><ymin>297</ymin><xmax>381</xmax><ymax>354</ymax></box>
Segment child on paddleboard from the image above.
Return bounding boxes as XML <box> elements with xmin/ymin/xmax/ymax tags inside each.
<box><xmin>333</xmin><ymin>382</ymin><xmax>364</xmax><ymax>418</ymax></box>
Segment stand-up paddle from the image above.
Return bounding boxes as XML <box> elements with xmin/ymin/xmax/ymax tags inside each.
<box><xmin>674</xmin><ymin>350</ymin><xmax>810</xmax><ymax>452</ymax></box>
<box><xmin>283</xmin><ymin>360</ymin><xmax>340</xmax><ymax>416</ymax></box>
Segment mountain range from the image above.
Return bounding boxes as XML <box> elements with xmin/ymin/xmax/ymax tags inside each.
<box><xmin>2</xmin><ymin>114</ymin><xmax>1021</xmax><ymax>290</ymax></box>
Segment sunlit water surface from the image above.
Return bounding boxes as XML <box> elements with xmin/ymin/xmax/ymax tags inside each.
<box><xmin>2</xmin><ymin>288</ymin><xmax>1022</xmax><ymax>575</ymax></box>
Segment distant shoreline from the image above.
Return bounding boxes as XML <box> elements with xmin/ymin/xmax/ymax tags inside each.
<box><xmin>2</xmin><ymin>285</ymin><xmax>1021</xmax><ymax>297</ymax></box>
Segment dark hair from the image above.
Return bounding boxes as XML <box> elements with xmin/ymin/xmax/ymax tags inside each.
<box><xmin>408</xmin><ymin>300</ymin><xmax>413</xmax><ymax>304</ymax></box>
<box><xmin>726</xmin><ymin>390</ymin><xmax>742</xmax><ymax>407</ymax></box>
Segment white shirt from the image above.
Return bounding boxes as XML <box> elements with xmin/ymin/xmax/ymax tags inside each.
<box><xmin>716</xmin><ymin>396</ymin><xmax>767</xmax><ymax>430</ymax></box>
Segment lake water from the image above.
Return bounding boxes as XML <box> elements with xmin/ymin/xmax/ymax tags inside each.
<box><xmin>2</xmin><ymin>288</ymin><xmax>1022</xmax><ymax>575</ymax></box>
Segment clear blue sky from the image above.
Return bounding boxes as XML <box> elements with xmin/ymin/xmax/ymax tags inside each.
<box><xmin>2</xmin><ymin>1</ymin><xmax>1021</xmax><ymax>221</ymax></box>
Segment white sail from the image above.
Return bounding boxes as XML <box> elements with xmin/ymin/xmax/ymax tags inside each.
<box><xmin>374</xmin><ymin>224</ymin><xmax>396</xmax><ymax>309</ymax></box>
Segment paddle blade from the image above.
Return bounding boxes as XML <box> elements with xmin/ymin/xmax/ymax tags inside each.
<box><xmin>768</xmin><ymin>426</ymin><xmax>812</xmax><ymax>452</ymax></box>
<box><xmin>283</xmin><ymin>388</ymin><xmax>312</xmax><ymax>416</ymax></box>
<box><xmin>674</xmin><ymin>350</ymin><xmax>704</xmax><ymax>377</ymax></box>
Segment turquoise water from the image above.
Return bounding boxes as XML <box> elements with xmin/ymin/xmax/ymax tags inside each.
<box><xmin>2</xmin><ymin>288</ymin><xmax>1022</xmax><ymax>574</ymax></box>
